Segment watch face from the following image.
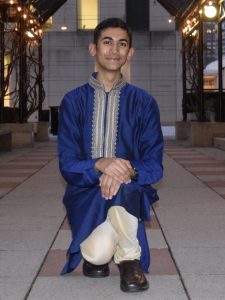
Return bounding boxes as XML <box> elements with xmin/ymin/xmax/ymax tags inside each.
<box><xmin>132</xmin><ymin>171</ymin><xmax>138</xmax><ymax>181</ymax></box>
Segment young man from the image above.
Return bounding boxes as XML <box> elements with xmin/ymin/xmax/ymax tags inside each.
<box><xmin>58</xmin><ymin>18</ymin><xmax>163</xmax><ymax>293</ymax></box>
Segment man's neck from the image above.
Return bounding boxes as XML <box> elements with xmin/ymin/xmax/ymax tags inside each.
<box><xmin>96</xmin><ymin>71</ymin><xmax>121</xmax><ymax>92</ymax></box>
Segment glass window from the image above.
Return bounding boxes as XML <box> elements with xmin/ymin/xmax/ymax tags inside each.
<box><xmin>222</xmin><ymin>21</ymin><xmax>225</xmax><ymax>89</ymax></box>
<box><xmin>183</xmin><ymin>31</ymin><xmax>200</xmax><ymax>120</ymax></box>
<box><xmin>77</xmin><ymin>0</ymin><xmax>98</xmax><ymax>30</ymax></box>
<box><xmin>203</xmin><ymin>22</ymin><xmax>218</xmax><ymax>121</ymax></box>
<box><xmin>4</xmin><ymin>54</ymin><xmax>11</xmax><ymax>107</ymax></box>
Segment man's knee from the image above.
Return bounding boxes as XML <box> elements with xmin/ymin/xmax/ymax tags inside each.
<box><xmin>80</xmin><ymin>221</ymin><xmax>118</xmax><ymax>265</ymax></box>
<box><xmin>108</xmin><ymin>206</ymin><xmax>138</xmax><ymax>234</ymax></box>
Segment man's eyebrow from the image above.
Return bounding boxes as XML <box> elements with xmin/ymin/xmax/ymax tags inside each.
<box><xmin>101</xmin><ymin>36</ymin><xmax>129</xmax><ymax>43</ymax></box>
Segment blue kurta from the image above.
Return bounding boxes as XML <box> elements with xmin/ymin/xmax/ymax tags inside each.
<box><xmin>58</xmin><ymin>74</ymin><xmax>164</xmax><ymax>275</ymax></box>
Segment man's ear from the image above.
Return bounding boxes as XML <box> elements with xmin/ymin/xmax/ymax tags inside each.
<box><xmin>89</xmin><ymin>43</ymin><xmax>96</xmax><ymax>57</ymax></box>
<box><xmin>126</xmin><ymin>47</ymin><xmax>135</xmax><ymax>62</ymax></box>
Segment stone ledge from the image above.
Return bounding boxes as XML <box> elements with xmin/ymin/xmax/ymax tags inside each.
<box><xmin>0</xmin><ymin>130</ymin><xmax>12</xmax><ymax>151</ymax></box>
<box><xmin>32</xmin><ymin>122</ymin><xmax>49</xmax><ymax>142</ymax></box>
<box><xmin>214</xmin><ymin>137</ymin><xmax>225</xmax><ymax>151</ymax></box>
<box><xmin>175</xmin><ymin>121</ymin><xmax>225</xmax><ymax>147</ymax></box>
<box><xmin>0</xmin><ymin>123</ymin><xmax>33</xmax><ymax>148</ymax></box>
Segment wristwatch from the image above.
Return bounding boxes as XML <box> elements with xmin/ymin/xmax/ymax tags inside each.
<box><xmin>131</xmin><ymin>169</ymin><xmax>139</xmax><ymax>181</ymax></box>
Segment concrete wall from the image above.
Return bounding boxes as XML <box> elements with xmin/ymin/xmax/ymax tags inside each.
<box><xmin>43</xmin><ymin>31</ymin><xmax>94</xmax><ymax>108</ymax></box>
<box><xmin>42</xmin><ymin>0</ymin><xmax>183</xmax><ymax>124</ymax></box>
<box><xmin>149</xmin><ymin>0</ymin><xmax>175</xmax><ymax>32</ymax></box>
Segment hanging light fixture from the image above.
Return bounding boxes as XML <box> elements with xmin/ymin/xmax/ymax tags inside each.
<box><xmin>204</xmin><ymin>1</ymin><xmax>218</xmax><ymax>19</ymax></box>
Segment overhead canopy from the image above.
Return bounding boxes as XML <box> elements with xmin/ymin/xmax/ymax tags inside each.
<box><xmin>21</xmin><ymin>0</ymin><xmax>68</xmax><ymax>24</ymax></box>
<box><xmin>0</xmin><ymin>0</ymin><xmax>68</xmax><ymax>24</ymax></box>
<box><xmin>157</xmin><ymin>0</ymin><xmax>199</xmax><ymax>23</ymax></box>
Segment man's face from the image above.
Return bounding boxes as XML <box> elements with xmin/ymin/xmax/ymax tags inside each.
<box><xmin>89</xmin><ymin>27</ymin><xmax>134</xmax><ymax>73</ymax></box>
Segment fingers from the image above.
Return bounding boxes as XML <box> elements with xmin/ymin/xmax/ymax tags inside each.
<box><xmin>114</xmin><ymin>159</ymin><xmax>132</xmax><ymax>183</ymax></box>
<box><xmin>105</xmin><ymin>167</ymin><xmax>129</xmax><ymax>183</ymax></box>
<box><xmin>99</xmin><ymin>174</ymin><xmax>122</xmax><ymax>200</ymax></box>
<box><xmin>100</xmin><ymin>175</ymin><xmax>115</xmax><ymax>200</ymax></box>
<box><xmin>96</xmin><ymin>158</ymin><xmax>133</xmax><ymax>183</ymax></box>
<box><xmin>122</xmin><ymin>159</ymin><xmax>132</xmax><ymax>169</ymax></box>
<box><xmin>104</xmin><ymin>159</ymin><xmax>132</xmax><ymax>183</ymax></box>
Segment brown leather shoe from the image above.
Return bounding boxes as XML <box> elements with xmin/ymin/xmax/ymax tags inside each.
<box><xmin>118</xmin><ymin>260</ymin><xmax>149</xmax><ymax>292</ymax></box>
<box><xmin>83</xmin><ymin>260</ymin><xmax>110</xmax><ymax>278</ymax></box>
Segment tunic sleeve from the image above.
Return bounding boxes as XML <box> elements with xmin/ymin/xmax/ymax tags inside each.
<box><xmin>57</xmin><ymin>92</ymin><xmax>101</xmax><ymax>187</ymax></box>
<box><xmin>131</xmin><ymin>97</ymin><xmax>163</xmax><ymax>185</ymax></box>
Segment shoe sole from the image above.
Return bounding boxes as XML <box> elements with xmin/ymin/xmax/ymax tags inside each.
<box><xmin>83</xmin><ymin>271</ymin><xmax>110</xmax><ymax>278</ymax></box>
<box><xmin>120</xmin><ymin>284</ymin><xmax>149</xmax><ymax>293</ymax></box>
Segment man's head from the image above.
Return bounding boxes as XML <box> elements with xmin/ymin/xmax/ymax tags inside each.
<box><xmin>93</xmin><ymin>18</ymin><xmax>132</xmax><ymax>48</ymax></box>
<box><xmin>89</xmin><ymin>18</ymin><xmax>134</xmax><ymax>76</ymax></box>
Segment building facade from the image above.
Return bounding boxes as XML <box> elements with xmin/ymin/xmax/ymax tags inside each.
<box><xmin>42</xmin><ymin>0</ymin><xmax>183</xmax><ymax>125</ymax></box>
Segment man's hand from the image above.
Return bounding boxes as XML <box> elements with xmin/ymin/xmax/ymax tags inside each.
<box><xmin>95</xmin><ymin>158</ymin><xmax>133</xmax><ymax>183</ymax></box>
<box><xmin>99</xmin><ymin>174</ymin><xmax>122</xmax><ymax>200</ymax></box>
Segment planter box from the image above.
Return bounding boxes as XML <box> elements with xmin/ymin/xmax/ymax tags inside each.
<box><xmin>0</xmin><ymin>130</ymin><xmax>12</xmax><ymax>151</ymax></box>
<box><xmin>0</xmin><ymin>123</ymin><xmax>33</xmax><ymax>148</ymax></box>
<box><xmin>32</xmin><ymin>122</ymin><xmax>49</xmax><ymax>142</ymax></box>
<box><xmin>175</xmin><ymin>121</ymin><xmax>225</xmax><ymax>147</ymax></box>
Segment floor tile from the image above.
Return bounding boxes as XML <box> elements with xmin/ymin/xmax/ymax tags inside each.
<box><xmin>171</xmin><ymin>247</ymin><xmax>225</xmax><ymax>275</ymax></box>
<box><xmin>0</xmin><ymin>182</ymin><xmax>19</xmax><ymax>188</ymax></box>
<box><xmin>183</xmin><ymin>275</ymin><xmax>225</xmax><ymax>300</ymax></box>
<box><xmin>164</xmin><ymin>229</ymin><xmax>225</xmax><ymax>247</ymax></box>
<box><xmin>39</xmin><ymin>248</ymin><xmax>177</xmax><ymax>278</ymax></box>
<box><xmin>0</xmin><ymin>278</ymin><xmax>31</xmax><ymax>300</ymax></box>
<box><xmin>27</xmin><ymin>276</ymin><xmax>188</xmax><ymax>300</ymax></box>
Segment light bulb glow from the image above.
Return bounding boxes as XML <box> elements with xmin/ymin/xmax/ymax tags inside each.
<box><xmin>204</xmin><ymin>5</ymin><xmax>217</xmax><ymax>18</ymax></box>
<box><xmin>26</xmin><ymin>31</ymin><xmax>35</xmax><ymax>38</ymax></box>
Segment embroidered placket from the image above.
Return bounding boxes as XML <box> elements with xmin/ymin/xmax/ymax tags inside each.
<box><xmin>90</xmin><ymin>74</ymin><xmax>126</xmax><ymax>159</ymax></box>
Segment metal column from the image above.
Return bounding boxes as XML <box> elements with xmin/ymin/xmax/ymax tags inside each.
<box><xmin>0</xmin><ymin>6</ymin><xmax>4</xmax><ymax>123</ymax></box>
<box><xmin>182</xmin><ymin>35</ymin><xmax>187</xmax><ymax>121</ymax></box>
<box><xmin>198</xmin><ymin>19</ymin><xmax>204</xmax><ymax>121</ymax></box>
<box><xmin>18</xmin><ymin>16</ymin><xmax>28</xmax><ymax>123</ymax></box>
<box><xmin>218</xmin><ymin>20</ymin><xmax>223</xmax><ymax>121</ymax></box>
<box><xmin>38</xmin><ymin>38</ymin><xmax>43</xmax><ymax>121</ymax></box>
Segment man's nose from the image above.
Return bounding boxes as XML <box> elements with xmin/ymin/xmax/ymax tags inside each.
<box><xmin>110</xmin><ymin>43</ymin><xmax>119</xmax><ymax>53</ymax></box>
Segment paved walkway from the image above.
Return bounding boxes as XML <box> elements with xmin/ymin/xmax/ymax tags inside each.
<box><xmin>1</xmin><ymin>138</ymin><xmax>225</xmax><ymax>299</ymax></box>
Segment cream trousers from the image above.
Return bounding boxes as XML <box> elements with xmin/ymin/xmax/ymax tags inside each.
<box><xmin>80</xmin><ymin>206</ymin><xmax>141</xmax><ymax>265</ymax></box>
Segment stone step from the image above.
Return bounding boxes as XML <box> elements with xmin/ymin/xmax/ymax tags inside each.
<box><xmin>214</xmin><ymin>137</ymin><xmax>225</xmax><ymax>151</ymax></box>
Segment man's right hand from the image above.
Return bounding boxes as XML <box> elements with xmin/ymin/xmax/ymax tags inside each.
<box><xmin>95</xmin><ymin>158</ymin><xmax>133</xmax><ymax>184</ymax></box>
<box><xmin>99</xmin><ymin>174</ymin><xmax>121</xmax><ymax>200</ymax></box>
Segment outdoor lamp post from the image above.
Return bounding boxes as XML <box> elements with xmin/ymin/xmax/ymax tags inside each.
<box><xmin>204</xmin><ymin>1</ymin><xmax>218</xmax><ymax>19</ymax></box>
<box><xmin>181</xmin><ymin>0</ymin><xmax>225</xmax><ymax>122</ymax></box>
<box><xmin>0</xmin><ymin>0</ymin><xmax>44</xmax><ymax>123</ymax></box>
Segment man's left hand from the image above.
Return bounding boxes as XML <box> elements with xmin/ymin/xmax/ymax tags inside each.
<box><xmin>99</xmin><ymin>174</ymin><xmax>129</xmax><ymax>200</ymax></box>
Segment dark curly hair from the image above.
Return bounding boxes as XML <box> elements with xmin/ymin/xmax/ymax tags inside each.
<box><xmin>93</xmin><ymin>18</ymin><xmax>132</xmax><ymax>47</ymax></box>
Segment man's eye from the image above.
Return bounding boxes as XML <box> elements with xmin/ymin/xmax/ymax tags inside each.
<box><xmin>120</xmin><ymin>42</ymin><xmax>128</xmax><ymax>47</ymax></box>
<box><xmin>103</xmin><ymin>40</ymin><xmax>111</xmax><ymax>45</ymax></box>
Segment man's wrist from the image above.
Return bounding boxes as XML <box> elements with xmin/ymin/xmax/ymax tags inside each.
<box><xmin>94</xmin><ymin>158</ymin><xmax>102</xmax><ymax>173</ymax></box>
<box><xmin>130</xmin><ymin>168</ymin><xmax>138</xmax><ymax>181</ymax></box>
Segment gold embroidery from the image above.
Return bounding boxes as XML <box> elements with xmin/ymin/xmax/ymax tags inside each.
<box><xmin>89</xmin><ymin>74</ymin><xmax>126</xmax><ymax>159</ymax></box>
